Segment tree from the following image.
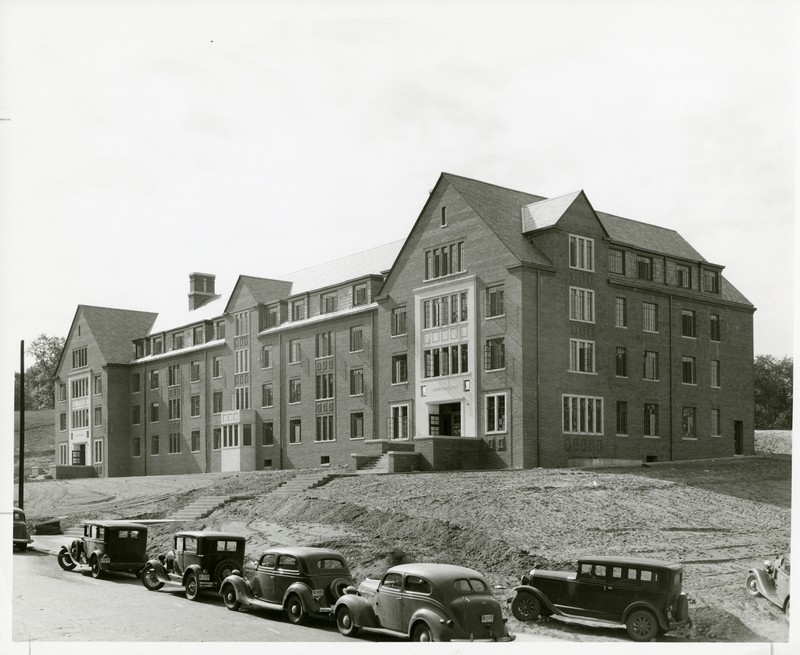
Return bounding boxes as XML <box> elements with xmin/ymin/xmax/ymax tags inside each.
<box><xmin>23</xmin><ymin>334</ymin><xmax>66</xmax><ymax>409</ymax></box>
<box><xmin>753</xmin><ymin>355</ymin><xmax>793</xmax><ymax>429</ymax></box>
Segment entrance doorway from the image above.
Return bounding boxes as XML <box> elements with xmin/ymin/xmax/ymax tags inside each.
<box><xmin>71</xmin><ymin>444</ymin><xmax>86</xmax><ymax>465</ymax></box>
<box><xmin>428</xmin><ymin>402</ymin><xmax>461</xmax><ymax>436</ymax></box>
<box><xmin>734</xmin><ymin>421</ymin><xmax>743</xmax><ymax>455</ymax></box>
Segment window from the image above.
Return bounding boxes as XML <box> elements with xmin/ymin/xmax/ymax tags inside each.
<box><xmin>615</xmin><ymin>297</ymin><xmax>627</xmax><ymax>328</ymax></box>
<box><xmin>569</xmin><ymin>287</ymin><xmax>595</xmax><ymax>323</ymax></box>
<box><xmin>682</xmin><ymin>310</ymin><xmax>696</xmax><ymax>338</ymax></box>
<box><xmin>703</xmin><ymin>269</ymin><xmax>720</xmax><ymax>293</ymax></box>
<box><xmin>484</xmin><ymin>338</ymin><xmax>505</xmax><ymax>371</ymax></box>
<box><xmin>485</xmin><ymin>285</ymin><xmax>504</xmax><ymax>318</ymax></box>
<box><xmin>423</xmin><ymin>344</ymin><xmax>469</xmax><ymax>378</ymax></box>
<box><xmin>261</xmin><ymin>345</ymin><xmax>272</xmax><ymax>368</ymax></box>
<box><xmin>190</xmin><ymin>360</ymin><xmax>200</xmax><ymax>382</ymax></box>
<box><xmin>289</xmin><ymin>339</ymin><xmax>301</xmax><ymax>364</ymax></box>
<box><xmin>316</xmin><ymin>415</ymin><xmax>335</xmax><ymax>442</ymax></box>
<box><xmin>132</xmin><ymin>406</ymin><xmax>140</xmax><ymax>425</ymax></box>
<box><xmin>71</xmin><ymin>378</ymin><xmax>89</xmax><ymax>398</ymax></box>
<box><xmin>350</xmin><ymin>326</ymin><xmax>363</xmax><ymax>352</ymax></box>
<box><xmin>711</xmin><ymin>409</ymin><xmax>721</xmax><ymax>436</ymax></box>
<box><xmin>214</xmin><ymin>320</ymin><xmax>225</xmax><ymax>340</ymax></box>
<box><xmin>168</xmin><ymin>364</ymin><xmax>180</xmax><ymax>387</ymax></box>
<box><xmin>440</xmin><ymin>206</ymin><xmax>447</xmax><ymax>227</ymax></box>
<box><xmin>262</xmin><ymin>422</ymin><xmax>274</xmax><ymax>446</ymax></box>
<box><xmin>616</xmin><ymin>401</ymin><xmax>628</xmax><ymax>435</ymax></box>
<box><xmin>58</xmin><ymin>383</ymin><xmax>67</xmax><ymax>401</ymax></box>
<box><xmin>234</xmin><ymin>311</ymin><xmax>249</xmax><ymax>336</ymax></box>
<box><xmin>72</xmin><ymin>408</ymin><xmax>89</xmax><ymax>428</ymax></box>
<box><xmin>636</xmin><ymin>255</ymin><xmax>653</xmax><ymax>281</ymax></box>
<box><xmin>422</xmin><ymin>292</ymin><xmax>468</xmax><ymax>328</ymax></box>
<box><xmin>291</xmin><ymin>299</ymin><xmax>306</xmax><ymax>321</ymax></box>
<box><xmin>353</xmin><ymin>283</ymin><xmax>367</xmax><ymax>306</ymax></box>
<box><xmin>94</xmin><ymin>406</ymin><xmax>102</xmax><ymax>426</ymax></box>
<box><xmin>569</xmin><ymin>339</ymin><xmax>595</xmax><ymax>374</ymax></box>
<box><xmin>682</xmin><ymin>357</ymin><xmax>696</xmax><ymax>385</ymax></box>
<box><xmin>615</xmin><ymin>347</ymin><xmax>627</xmax><ymax>377</ymax></box>
<box><xmin>93</xmin><ymin>375</ymin><xmax>102</xmax><ymax>394</ymax></box>
<box><xmin>609</xmin><ymin>249</ymin><xmax>625</xmax><ymax>275</ymax></box>
<box><xmin>316</xmin><ymin>373</ymin><xmax>334</xmax><ymax>400</ymax></box>
<box><xmin>392</xmin><ymin>354</ymin><xmax>408</xmax><ymax>384</ymax></box>
<box><xmin>643</xmin><ymin>351</ymin><xmax>659</xmax><ymax>380</ymax></box>
<box><xmin>235</xmin><ymin>347</ymin><xmax>249</xmax><ymax>374</ymax></box>
<box><xmin>59</xmin><ymin>412</ymin><xmax>67</xmax><ymax>431</ymax></box>
<box><xmin>150</xmin><ymin>402</ymin><xmax>160</xmax><ymax>423</ymax></box>
<box><xmin>644</xmin><ymin>404</ymin><xmax>659</xmax><ymax>437</ymax></box>
<box><xmin>711</xmin><ymin>360</ymin><xmax>721</xmax><ymax>388</ymax></box>
<box><xmin>72</xmin><ymin>347</ymin><xmax>88</xmax><ymax>369</ymax></box>
<box><xmin>151</xmin><ymin>336</ymin><xmax>163</xmax><ymax>355</ymax></box>
<box><xmin>243</xmin><ymin>424</ymin><xmax>252</xmax><ymax>447</ymax></box>
<box><xmin>320</xmin><ymin>292</ymin><xmax>338</xmax><ymax>314</ymax></box>
<box><xmin>676</xmin><ymin>264</ymin><xmax>691</xmax><ymax>288</ymax></box>
<box><xmin>169</xmin><ymin>398</ymin><xmax>181</xmax><ymax>420</ymax></box>
<box><xmin>682</xmin><ymin>406</ymin><xmax>696</xmax><ymax>439</ymax></box>
<box><xmin>289</xmin><ymin>378</ymin><xmax>301</xmax><ymax>404</ymax></box>
<box><xmin>315</xmin><ymin>332</ymin><xmax>333</xmax><ymax>358</ymax></box>
<box><xmin>569</xmin><ymin>235</ymin><xmax>594</xmax><ymax>271</ymax></box>
<box><xmin>391</xmin><ymin>306</ymin><xmax>407</xmax><ymax>336</ymax></box>
<box><xmin>172</xmin><ymin>332</ymin><xmax>184</xmax><ymax>350</ymax></box>
<box><xmin>289</xmin><ymin>418</ymin><xmax>302</xmax><ymax>444</ymax></box>
<box><xmin>151</xmin><ymin>435</ymin><xmax>160</xmax><ymax>455</ymax></box>
<box><xmin>389</xmin><ymin>404</ymin><xmax>409</xmax><ymax>439</ymax></box>
<box><xmin>643</xmin><ymin>302</ymin><xmax>658</xmax><ymax>332</ymax></box>
<box><xmin>192</xmin><ymin>325</ymin><xmax>203</xmax><ymax>345</ymax></box>
<box><xmin>350</xmin><ymin>412</ymin><xmax>364</xmax><ymax>439</ymax></box>
<box><xmin>131</xmin><ymin>374</ymin><xmax>140</xmax><ymax>393</ymax></box>
<box><xmin>169</xmin><ymin>432</ymin><xmax>182</xmax><ymax>454</ymax></box>
<box><xmin>212</xmin><ymin>356</ymin><xmax>222</xmax><ymax>378</ymax></box>
<box><xmin>190</xmin><ymin>395</ymin><xmax>200</xmax><ymax>417</ymax></box>
<box><xmin>150</xmin><ymin>370</ymin><xmax>159</xmax><ymax>389</ymax></box>
<box><xmin>262</xmin><ymin>383</ymin><xmax>273</xmax><ymax>407</ymax></box>
<box><xmin>234</xmin><ymin>386</ymin><xmax>250</xmax><ymax>410</ymax></box>
<box><xmin>486</xmin><ymin>393</ymin><xmax>507</xmax><ymax>433</ymax></box>
<box><xmin>212</xmin><ymin>391</ymin><xmax>223</xmax><ymax>414</ymax></box>
<box><xmin>350</xmin><ymin>368</ymin><xmax>364</xmax><ymax>396</ymax></box>
<box><xmin>191</xmin><ymin>430</ymin><xmax>200</xmax><ymax>452</ymax></box>
<box><xmin>213</xmin><ymin>428</ymin><xmax>221</xmax><ymax>450</ymax></box>
<box><xmin>424</xmin><ymin>241</ymin><xmax>465</xmax><ymax>280</ymax></box>
<box><xmin>135</xmin><ymin>342</ymin><xmax>145</xmax><ymax>359</ymax></box>
<box><xmin>222</xmin><ymin>425</ymin><xmax>239</xmax><ymax>447</ymax></box>
<box><xmin>710</xmin><ymin>314</ymin><xmax>721</xmax><ymax>341</ymax></box>
<box><xmin>263</xmin><ymin>305</ymin><xmax>279</xmax><ymax>329</ymax></box>
<box><xmin>94</xmin><ymin>440</ymin><xmax>103</xmax><ymax>464</ymax></box>
<box><xmin>562</xmin><ymin>395</ymin><xmax>604</xmax><ymax>435</ymax></box>
<box><xmin>132</xmin><ymin>437</ymin><xmax>141</xmax><ymax>457</ymax></box>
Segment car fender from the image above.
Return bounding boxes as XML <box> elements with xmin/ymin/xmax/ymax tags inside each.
<box><xmin>748</xmin><ymin>568</ymin><xmax>775</xmax><ymax>596</ymax></box>
<box><xmin>407</xmin><ymin>606</ymin><xmax>451</xmax><ymax>640</ymax></box>
<box><xmin>512</xmin><ymin>584</ymin><xmax>559</xmax><ymax>616</ymax></box>
<box><xmin>182</xmin><ymin>563</ymin><xmax>204</xmax><ymax>585</ymax></box>
<box><xmin>220</xmin><ymin>574</ymin><xmax>254</xmax><ymax>603</ymax></box>
<box><xmin>334</xmin><ymin>592</ymin><xmax>380</xmax><ymax>629</ymax></box>
<box><xmin>89</xmin><ymin>548</ymin><xmax>105</xmax><ymax>567</ymax></box>
<box><xmin>145</xmin><ymin>557</ymin><xmax>171</xmax><ymax>583</ymax></box>
<box><xmin>622</xmin><ymin>601</ymin><xmax>668</xmax><ymax>630</ymax></box>
<box><xmin>283</xmin><ymin>581</ymin><xmax>318</xmax><ymax>610</ymax></box>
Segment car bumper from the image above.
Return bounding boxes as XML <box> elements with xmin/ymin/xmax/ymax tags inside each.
<box><xmin>451</xmin><ymin>634</ymin><xmax>516</xmax><ymax>642</ymax></box>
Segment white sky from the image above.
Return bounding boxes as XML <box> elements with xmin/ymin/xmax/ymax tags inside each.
<box><xmin>0</xmin><ymin>0</ymin><xmax>796</xmax><ymax>373</ymax></box>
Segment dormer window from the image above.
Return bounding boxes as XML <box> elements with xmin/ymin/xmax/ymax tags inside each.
<box><xmin>636</xmin><ymin>255</ymin><xmax>653</xmax><ymax>281</ymax></box>
<box><xmin>151</xmin><ymin>336</ymin><xmax>163</xmax><ymax>355</ymax></box>
<box><xmin>353</xmin><ymin>283</ymin><xmax>367</xmax><ymax>306</ymax></box>
<box><xmin>702</xmin><ymin>270</ymin><xmax>720</xmax><ymax>294</ymax></box>
<box><xmin>292</xmin><ymin>299</ymin><xmax>306</xmax><ymax>321</ymax></box>
<box><xmin>569</xmin><ymin>235</ymin><xmax>594</xmax><ymax>272</ymax></box>
<box><xmin>320</xmin><ymin>292</ymin><xmax>337</xmax><ymax>314</ymax></box>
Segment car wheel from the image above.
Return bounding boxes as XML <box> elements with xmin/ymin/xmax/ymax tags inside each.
<box><xmin>336</xmin><ymin>606</ymin><xmax>360</xmax><ymax>637</ymax></box>
<box><xmin>141</xmin><ymin>564</ymin><xmax>164</xmax><ymax>591</ymax></box>
<box><xmin>57</xmin><ymin>549</ymin><xmax>77</xmax><ymax>571</ymax></box>
<box><xmin>412</xmin><ymin>622</ymin><xmax>433</xmax><ymax>642</ymax></box>
<box><xmin>214</xmin><ymin>559</ymin><xmax>237</xmax><ymax>585</ymax></box>
<box><xmin>221</xmin><ymin>584</ymin><xmax>241</xmax><ymax>611</ymax></box>
<box><xmin>511</xmin><ymin>592</ymin><xmax>541</xmax><ymax>621</ymax></box>
<box><xmin>745</xmin><ymin>573</ymin><xmax>762</xmax><ymax>597</ymax></box>
<box><xmin>285</xmin><ymin>594</ymin><xmax>305</xmax><ymax>625</ymax></box>
<box><xmin>17</xmin><ymin>543</ymin><xmax>28</xmax><ymax>552</ymax></box>
<box><xmin>329</xmin><ymin>577</ymin><xmax>351</xmax><ymax>600</ymax></box>
<box><xmin>784</xmin><ymin>597</ymin><xmax>790</xmax><ymax>616</ymax></box>
<box><xmin>89</xmin><ymin>556</ymin><xmax>102</xmax><ymax>579</ymax></box>
<box><xmin>69</xmin><ymin>541</ymin><xmax>82</xmax><ymax>562</ymax></box>
<box><xmin>626</xmin><ymin>609</ymin><xmax>659</xmax><ymax>642</ymax></box>
<box><xmin>184</xmin><ymin>571</ymin><xmax>201</xmax><ymax>601</ymax></box>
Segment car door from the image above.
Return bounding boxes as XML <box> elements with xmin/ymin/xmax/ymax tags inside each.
<box><xmin>374</xmin><ymin>572</ymin><xmax>404</xmax><ymax>632</ymax></box>
<box><xmin>602</xmin><ymin>564</ymin><xmax>642</xmax><ymax>620</ymax></box>
<box><xmin>252</xmin><ymin>553</ymin><xmax>277</xmax><ymax>599</ymax></box>
<box><xmin>775</xmin><ymin>556</ymin><xmax>790</xmax><ymax>606</ymax></box>
<box><xmin>572</xmin><ymin>562</ymin><xmax>612</xmax><ymax>619</ymax></box>
<box><xmin>273</xmin><ymin>554</ymin><xmax>300</xmax><ymax>603</ymax></box>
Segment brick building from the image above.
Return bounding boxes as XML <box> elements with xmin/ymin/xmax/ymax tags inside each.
<box><xmin>53</xmin><ymin>173</ymin><xmax>755</xmax><ymax>477</ymax></box>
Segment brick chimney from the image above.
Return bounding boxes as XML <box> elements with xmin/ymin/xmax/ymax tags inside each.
<box><xmin>188</xmin><ymin>273</ymin><xmax>217</xmax><ymax>310</ymax></box>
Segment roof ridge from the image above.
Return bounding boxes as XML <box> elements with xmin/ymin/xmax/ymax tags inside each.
<box><xmin>596</xmin><ymin>210</ymin><xmax>682</xmax><ymax>235</ymax></box>
<box><xmin>441</xmin><ymin>172</ymin><xmax>545</xmax><ymax>200</ymax></box>
<box><xmin>282</xmin><ymin>238</ymin><xmax>405</xmax><ymax>277</ymax></box>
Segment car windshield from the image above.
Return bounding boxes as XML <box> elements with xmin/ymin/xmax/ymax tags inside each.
<box><xmin>453</xmin><ymin>578</ymin><xmax>488</xmax><ymax>593</ymax></box>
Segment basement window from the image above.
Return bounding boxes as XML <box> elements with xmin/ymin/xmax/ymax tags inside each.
<box><xmin>320</xmin><ymin>455</ymin><xmax>330</xmax><ymax>467</ymax></box>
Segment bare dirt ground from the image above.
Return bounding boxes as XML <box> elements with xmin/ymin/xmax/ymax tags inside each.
<box><xmin>16</xmin><ymin>430</ymin><xmax>792</xmax><ymax>643</ymax></box>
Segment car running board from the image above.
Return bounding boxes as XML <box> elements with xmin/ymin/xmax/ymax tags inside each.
<box><xmin>243</xmin><ymin>597</ymin><xmax>285</xmax><ymax>613</ymax></box>
<box><xmin>549</xmin><ymin>614</ymin><xmax>624</xmax><ymax>630</ymax></box>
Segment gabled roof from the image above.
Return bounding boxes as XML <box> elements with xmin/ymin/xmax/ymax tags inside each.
<box><xmin>224</xmin><ymin>276</ymin><xmax>293</xmax><ymax>314</ymax></box>
<box><xmin>73</xmin><ymin>305</ymin><xmax>157</xmax><ymax>366</ymax></box>
<box><xmin>597</xmin><ymin>212</ymin><xmax>707</xmax><ymax>262</ymax></box>
<box><xmin>521</xmin><ymin>191</ymin><xmax>584</xmax><ymax>231</ymax></box>
<box><xmin>150</xmin><ymin>294</ymin><xmax>227</xmax><ymax>334</ymax></box>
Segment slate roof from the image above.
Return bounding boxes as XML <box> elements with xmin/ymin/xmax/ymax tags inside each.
<box><xmin>150</xmin><ymin>294</ymin><xmax>227</xmax><ymax>334</ymax></box>
<box><xmin>521</xmin><ymin>191</ymin><xmax>585</xmax><ymax>231</ymax></box>
<box><xmin>79</xmin><ymin>305</ymin><xmax>158</xmax><ymax>364</ymax></box>
<box><xmin>597</xmin><ymin>211</ymin><xmax>707</xmax><ymax>262</ymax></box>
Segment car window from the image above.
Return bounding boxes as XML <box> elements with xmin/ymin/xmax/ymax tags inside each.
<box><xmin>639</xmin><ymin>569</ymin><xmax>659</xmax><ymax>588</ymax></box>
<box><xmin>316</xmin><ymin>558</ymin><xmax>345</xmax><ymax>570</ymax></box>
<box><xmin>175</xmin><ymin>537</ymin><xmax>184</xmax><ymax>551</ymax></box>
<box><xmin>211</xmin><ymin>540</ymin><xmax>240</xmax><ymax>552</ymax></box>
<box><xmin>627</xmin><ymin>568</ymin><xmax>638</xmax><ymax>581</ymax></box>
<box><xmin>611</xmin><ymin>567</ymin><xmax>623</xmax><ymax>580</ymax></box>
<box><xmin>594</xmin><ymin>565</ymin><xmax>607</xmax><ymax>579</ymax></box>
<box><xmin>578</xmin><ymin>564</ymin><xmax>605</xmax><ymax>581</ymax></box>
<box><xmin>117</xmin><ymin>530</ymin><xmax>139</xmax><ymax>539</ymax></box>
<box><xmin>453</xmin><ymin>578</ymin><xmax>488</xmax><ymax>593</ymax></box>
<box><xmin>578</xmin><ymin>563</ymin><xmax>593</xmax><ymax>578</ymax></box>
<box><xmin>14</xmin><ymin>511</ymin><xmax>23</xmax><ymax>521</ymax></box>
<box><xmin>96</xmin><ymin>526</ymin><xmax>105</xmax><ymax>540</ymax></box>
<box><xmin>259</xmin><ymin>553</ymin><xmax>277</xmax><ymax>569</ymax></box>
<box><xmin>184</xmin><ymin>537</ymin><xmax>198</xmax><ymax>553</ymax></box>
<box><xmin>277</xmin><ymin>555</ymin><xmax>299</xmax><ymax>572</ymax></box>
<box><xmin>405</xmin><ymin>576</ymin><xmax>432</xmax><ymax>595</ymax></box>
<box><xmin>381</xmin><ymin>573</ymin><xmax>403</xmax><ymax>590</ymax></box>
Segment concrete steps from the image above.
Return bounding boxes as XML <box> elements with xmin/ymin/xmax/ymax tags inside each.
<box><xmin>167</xmin><ymin>495</ymin><xmax>242</xmax><ymax>521</ymax></box>
<box><xmin>355</xmin><ymin>454</ymin><xmax>390</xmax><ymax>475</ymax></box>
<box><xmin>271</xmin><ymin>471</ymin><xmax>336</xmax><ymax>497</ymax></box>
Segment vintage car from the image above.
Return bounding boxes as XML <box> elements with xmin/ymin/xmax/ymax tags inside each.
<box><xmin>141</xmin><ymin>531</ymin><xmax>246</xmax><ymax>600</ymax></box>
<box><xmin>510</xmin><ymin>557</ymin><xmax>689</xmax><ymax>642</ymax></box>
<box><xmin>220</xmin><ymin>546</ymin><xmax>354</xmax><ymax>624</ymax></box>
<box><xmin>13</xmin><ymin>507</ymin><xmax>33</xmax><ymax>552</ymax></box>
<box><xmin>746</xmin><ymin>553</ymin><xmax>790</xmax><ymax>616</ymax></box>
<box><xmin>333</xmin><ymin>562</ymin><xmax>515</xmax><ymax>642</ymax></box>
<box><xmin>57</xmin><ymin>520</ymin><xmax>148</xmax><ymax>579</ymax></box>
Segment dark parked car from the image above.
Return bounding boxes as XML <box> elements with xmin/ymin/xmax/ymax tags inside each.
<box><xmin>57</xmin><ymin>520</ymin><xmax>148</xmax><ymax>579</ymax></box>
<box><xmin>13</xmin><ymin>507</ymin><xmax>33</xmax><ymax>552</ymax></box>
<box><xmin>746</xmin><ymin>553</ymin><xmax>790</xmax><ymax>616</ymax></box>
<box><xmin>220</xmin><ymin>546</ymin><xmax>354</xmax><ymax>624</ymax></box>
<box><xmin>510</xmin><ymin>557</ymin><xmax>689</xmax><ymax>642</ymax></box>
<box><xmin>141</xmin><ymin>531</ymin><xmax>246</xmax><ymax>600</ymax></box>
<box><xmin>333</xmin><ymin>563</ymin><xmax>515</xmax><ymax>642</ymax></box>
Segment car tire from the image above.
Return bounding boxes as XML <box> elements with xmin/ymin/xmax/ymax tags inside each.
<box><xmin>511</xmin><ymin>592</ymin><xmax>541</xmax><ymax>621</ymax></box>
<box><xmin>626</xmin><ymin>609</ymin><xmax>659</xmax><ymax>642</ymax></box>
<box><xmin>412</xmin><ymin>622</ymin><xmax>433</xmax><ymax>642</ymax></box>
<box><xmin>285</xmin><ymin>594</ymin><xmax>305</xmax><ymax>625</ymax></box>
<box><xmin>17</xmin><ymin>543</ymin><xmax>28</xmax><ymax>552</ymax></box>
<box><xmin>784</xmin><ymin>597</ymin><xmax>790</xmax><ymax>616</ymax></box>
<box><xmin>70</xmin><ymin>541</ymin><xmax>82</xmax><ymax>562</ymax></box>
<box><xmin>221</xmin><ymin>584</ymin><xmax>241</xmax><ymax>611</ymax></box>
<box><xmin>745</xmin><ymin>573</ymin><xmax>762</xmax><ymax>597</ymax></box>
<box><xmin>57</xmin><ymin>549</ymin><xmax>77</xmax><ymax>571</ymax></box>
<box><xmin>214</xmin><ymin>559</ymin><xmax>238</xmax><ymax>585</ymax></box>
<box><xmin>336</xmin><ymin>606</ymin><xmax>360</xmax><ymax>637</ymax></box>
<box><xmin>89</xmin><ymin>555</ymin><xmax>103</xmax><ymax>579</ymax></box>
<box><xmin>329</xmin><ymin>577</ymin><xmax>350</xmax><ymax>600</ymax></box>
<box><xmin>141</xmin><ymin>564</ymin><xmax>165</xmax><ymax>590</ymax></box>
<box><xmin>184</xmin><ymin>571</ymin><xmax>201</xmax><ymax>601</ymax></box>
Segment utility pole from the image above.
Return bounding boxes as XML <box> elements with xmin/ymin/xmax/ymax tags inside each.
<box><xmin>18</xmin><ymin>340</ymin><xmax>25</xmax><ymax>509</ymax></box>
